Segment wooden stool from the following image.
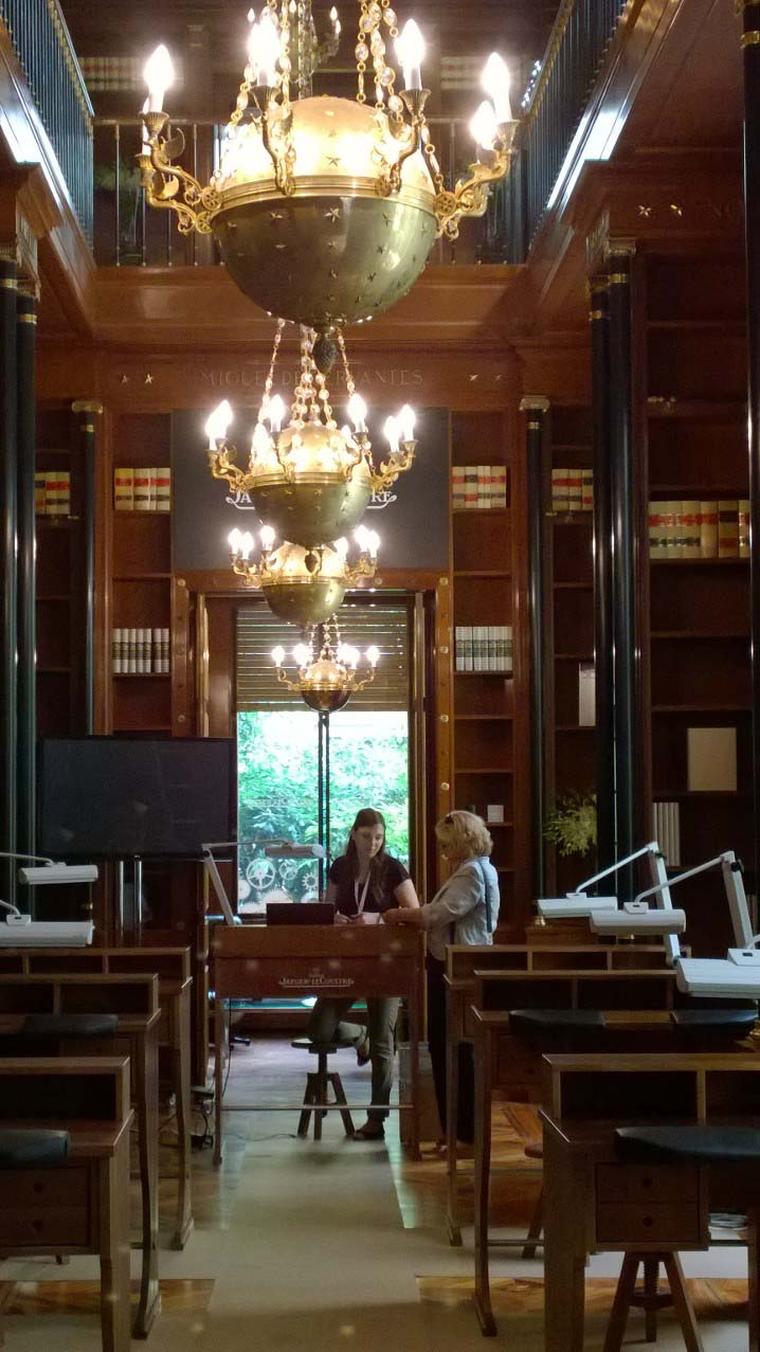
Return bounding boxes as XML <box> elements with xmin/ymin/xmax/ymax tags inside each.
<box><xmin>605</xmin><ymin>1123</ymin><xmax>760</xmax><ymax>1352</ymax></box>
<box><xmin>291</xmin><ymin>1039</ymin><xmax>355</xmax><ymax>1140</ymax></box>
<box><xmin>604</xmin><ymin>1252</ymin><xmax>701</xmax><ymax>1352</ymax></box>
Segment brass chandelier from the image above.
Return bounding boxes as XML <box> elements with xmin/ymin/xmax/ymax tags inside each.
<box><xmin>228</xmin><ymin>524</ymin><xmax>380</xmax><ymax>624</ymax></box>
<box><xmin>272</xmin><ymin>616</ymin><xmax>379</xmax><ymax>712</ymax></box>
<box><xmin>205</xmin><ymin>322</ymin><xmax>416</xmax><ymax>548</ymax></box>
<box><xmin>140</xmin><ymin>10</ymin><xmax>515</xmax><ymax>332</ymax></box>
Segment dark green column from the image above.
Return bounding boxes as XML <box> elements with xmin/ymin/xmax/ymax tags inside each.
<box><xmin>590</xmin><ymin>278</ymin><xmax>616</xmax><ymax>873</ymax></box>
<box><xmin>72</xmin><ymin>400</ymin><xmax>103</xmax><ymax>733</ymax></box>
<box><xmin>16</xmin><ymin>286</ymin><xmax>37</xmax><ymax>868</ymax></box>
<box><xmin>607</xmin><ymin>246</ymin><xmax>638</xmax><ymax>900</ymax></box>
<box><xmin>0</xmin><ymin>256</ymin><xmax>18</xmax><ymax>907</ymax></box>
<box><xmin>522</xmin><ymin>396</ymin><xmax>550</xmax><ymax>901</ymax></box>
<box><xmin>739</xmin><ymin>0</ymin><xmax>760</xmax><ymax>888</ymax></box>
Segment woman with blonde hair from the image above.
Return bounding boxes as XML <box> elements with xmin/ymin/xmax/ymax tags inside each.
<box><xmin>384</xmin><ymin>809</ymin><xmax>500</xmax><ymax>1144</ymax></box>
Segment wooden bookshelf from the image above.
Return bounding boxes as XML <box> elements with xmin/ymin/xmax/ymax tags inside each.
<box><xmin>36</xmin><ymin>406</ymin><xmax>86</xmax><ymax>737</ymax></box>
<box><xmin>545</xmin><ymin>405</ymin><xmax>595</xmax><ymax>897</ymax></box>
<box><xmin>109</xmin><ymin>413</ymin><xmax>173</xmax><ymax>735</ymax></box>
<box><xmin>451</xmin><ymin>411</ymin><xmax>515</xmax><ymax>900</ymax></box>
<box><xmin>641</xmin><ymin>253</ymin><xmax>751</xmax><ymax>953</ymax></box>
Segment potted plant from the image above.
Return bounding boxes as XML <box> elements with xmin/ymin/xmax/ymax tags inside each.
<box><xmin>544</xmin><ymin>793</ymin><xmax>597</xmax><ymax>857</ymax></box>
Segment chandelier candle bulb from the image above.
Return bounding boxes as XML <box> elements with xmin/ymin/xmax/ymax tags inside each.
<box><xmin>470</xmin><ymin>100</ymin><xmax>499</xmax><ymax>153</ymax></box>
<box><xmin>396</xmin><ymin>19</ymin><xmax>424</xmax><ymax>91</ymax></box>
<box><xmin>143</xmin><ymin>44</ymin><xmax>174</xmax><ymax>112</ymax></box>
<box><xmin>260</xmin><ymin>524</ymin><xmax>277</xmax><ymax>550</ymax></box>
<box><xmin>205</xmin><ymin>400</ymin><xmax>233</xmax><ymax>449</ymax></box>
<box><xmin>383</xmin><ymin>415</ymin><xmax>400</xmax><ymax>455</ymax></box>
<box><xmin>481</xmin><ymin>52</ymin><xmax>512</xmax><ymax>124</ymax></box>
<box><xmin>252</xmin><ymin>11</ymin><xmax>281</xmax><ymax>86</ymax></box>
<box><xmin>271</xmin><ymin>645</ymin><xmax>286</xmax><ymax>666</ymax></box>
<box><xmin>398</xmin><ymin>403</ymin><xmax>416</xmax><ymax>444</ymax></box>
<box><xmin>347</xmin><ymin>392</ymin><xmax>368</xmax><ymax>433</ymax></box>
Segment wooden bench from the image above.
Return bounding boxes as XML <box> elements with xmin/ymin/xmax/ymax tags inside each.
<box><xmin>0</xmin><ymin>946</ymin><xmax>193</xmax><ymax>1248</ymax></box>
<box><xmin>0</xmin><ymin>973</ymin><xmax>161</xmax><ymax>1336</ymax></box>
<box><xmin>0</xmin><ymin>1057</ymin><xmax>132</xmax><ymax>1352</ymax></box>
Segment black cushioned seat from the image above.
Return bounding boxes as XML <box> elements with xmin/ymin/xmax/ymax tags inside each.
<box><xmin>670</xmin><ymin>1008</ymin><xmax>757</xmax><ymax>1030</ymax></box>
<box><xmin>290</xmin><ymin>1037</ymin><xmax>357</xmax><ymax>1054</ymax></box>
<box><xmin>21</xmin><ymin>1013</ymin><xmax>119</xmax><ymax>1039</ymax></box>
<box><xmin>0</xmin><ymin>1128</ymin><xmax>70</xmax><ymax>1168</ymax></box>
<box><xmin>508</xmin><ymin>1008</ymin><xmax>606</xmax><ymax>1033</ymax></box>
<box><xmin>291</xmin><ymin>1039</ymin><xmax>356</xmax><ymax>1139</ymax></box>
<box><xmin>615</xmin><ymin>1124</ymin><xmax>760</xmax><ymax>1165</ymax></box>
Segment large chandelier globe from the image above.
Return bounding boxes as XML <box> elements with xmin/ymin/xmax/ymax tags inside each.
<box><xmin>205</xmin><ymin>322</ymin><xmax>416</xmax><ymax>549</ymax></box>
<box><xmin>140</xmin><ymin>10</ymin><xmax>516</xmax><ymax>336</ymax></box>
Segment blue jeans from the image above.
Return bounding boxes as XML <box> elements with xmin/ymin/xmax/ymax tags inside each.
<box><xmin>306</xmin><ymin>996</ymin><xmax>400</xmax><ymax>1122</ymax></box>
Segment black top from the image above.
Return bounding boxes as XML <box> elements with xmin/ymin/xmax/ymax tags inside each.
<box><xmin>328</xmin><ymin>853</ymin><xmax>410</xmax><ymax>917</ymax></box>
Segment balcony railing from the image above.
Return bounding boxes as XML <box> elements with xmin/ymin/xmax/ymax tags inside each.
<box><xmin>0</xmin><ymin>0</ymin><xmax>94</xmax><ymax>241</ymax></box>
<box><xmin>92</xmin><ymin>115</ymin><xmax>501</xmax><ymax>269</ymax></box>
<box><xmin>0</xmin><ymin>0</ymin><xmax>628</xmax><ymax>271</ymax></box>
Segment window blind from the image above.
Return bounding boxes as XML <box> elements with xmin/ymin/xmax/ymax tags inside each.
<box><xmin>235</xmin><ymin>598</ymin><xmax>412</xmax><ymax>713</ymax></box>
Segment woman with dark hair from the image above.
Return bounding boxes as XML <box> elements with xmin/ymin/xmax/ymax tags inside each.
<box><xmin>306</xmin><ymin>807</ymin><xmax>419</xmax><ymax>1140</ymax></box>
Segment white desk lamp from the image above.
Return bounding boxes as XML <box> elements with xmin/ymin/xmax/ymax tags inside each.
<box><xmin>0</xmin><ymin>851</ymin><xmax>97</xmax><ymax>947</ymax></box>
<box><xmin>201</xmin><ymin>839</ymin><xmax>326</xmax><ymax>926</ymax></box>
<box><xmin>630</xmin><ymin>850</ymin><xmax>760</xmax><ymax>997</ymax></box>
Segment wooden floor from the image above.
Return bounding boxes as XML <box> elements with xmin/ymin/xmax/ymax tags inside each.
<box><xmin>0</xmin><ymin>1036</ymin><xmax>750</xmax><ymax>1346</ymax></box>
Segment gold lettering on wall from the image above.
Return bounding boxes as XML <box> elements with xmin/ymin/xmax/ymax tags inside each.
<box><xmin>198</xmin><ymin>366</ymin><xmax>424</xmax><ymax>391</ymax></box>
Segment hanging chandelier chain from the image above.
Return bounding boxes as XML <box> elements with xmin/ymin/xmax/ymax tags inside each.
<box><xmin>260</xmin><ymin>318</ymin><xmax>286</xmax><ymax>420</ymax></box>
<box><xmin>336</xmin><ymin>328</ymin><xmax>356</xmax><ymax>398</ymax></box>
<box><xmin>279</xmin><ymin>0</ymin><xmax>292</xmax><ymax>105</ymax></box>
<box><xmin>355</xmin><ymin>0</ymin><xmax>372</xmax><ymax>103</ymax></box>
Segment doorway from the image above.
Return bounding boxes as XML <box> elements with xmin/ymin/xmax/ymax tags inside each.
<box><xmin>235</xmin><ymin>596</ymin><xmax>416</xmax><ymax>914</ymax></box>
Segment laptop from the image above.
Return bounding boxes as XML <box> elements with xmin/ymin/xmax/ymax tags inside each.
<box><xmin>266</xmin><ymin>903</ymin><xmax>335</xmax><ymax>926</ymax></box>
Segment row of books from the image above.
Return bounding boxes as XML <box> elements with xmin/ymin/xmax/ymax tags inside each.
<box><xmin>551</xmin><ymin>468</ymin><xmax>594</xmax><ymax>513</ymax></box>
<box><xmin>454</xmin><ymin>625</ymin><xmax>513</xmax><ymax>673</ymax></box>
<box><xmin>648</xmin><ymin>500</ymin><xmax>750</xmax><ymax>559</ymax></box>
<box><xmin>35</xmin><ymin>471</ymin><xmax>71</xmax><ymax>517</ymax></box>
<box><xmin>114</xmin><ymin>467</ymin><xmax>172</xmax><ymax>512</ymax></box>
<box><xmin>451</xmin><ymin>466</ymin><xmax>508</xmax><ymax>510</ymax></box>
<box><xmin>112</xmin><ymin>627</ymin><xmax>171</xmax><ymax>674</ymax></box>
<box><xmin>652</xmin><ymin>801</ymin><xmax>681</xmax><ymax>868</ymax></box>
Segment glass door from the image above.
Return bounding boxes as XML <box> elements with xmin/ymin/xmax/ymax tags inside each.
<box><xmin>235</xmin><ymin>598</ymin><xmax>413</xmax><ymax>914</ymax></box>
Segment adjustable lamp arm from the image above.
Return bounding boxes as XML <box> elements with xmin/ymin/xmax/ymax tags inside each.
<box><xmin>633</xmin><ymin>852</ymin><xmax>733</xmax><ymax>907</ymax></box>
<box><xmin>574</xmin><ymin>841</ymin><xmax>661</xmax><ymax>894</ymax></box>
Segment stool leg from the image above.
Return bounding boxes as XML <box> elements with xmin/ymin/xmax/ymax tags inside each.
<box><xmin>297</xmin><ymin>1074</ymin><xmax>316</xmax><ymax>1137</ymax></box>
<box><xmin>662</xmin><ymin>1253</ymin><xmax>704</xmax><ymax>1352</ymax></box>
<box><xmin>749</xmin><ymin>1208</ymin><xmax>760</xmax><ymax>1352</ymax></box>
<box><xmin>603</xmin><ymin>1255</ymin><xmax>640</xmax><ymax>1352</ymax></box>
<box><xmin>314</xmin><ymin>1054</ymin><xmax>328</xmax><ymax>1141</ymax></box>
<box><xmin>328</xmin><ymin>1072</ymin><xmax>355</xmax><ymax>1137</ymax></box>
<box><xmin>522</xmin><ymin>1186</ymin><xmax>543</xmax><ymax>1260</ymax></box>
<box><xmin>643</xmin><ymin>1258</ymin><xmax>659</xmax><ymax>1341</ymax></box>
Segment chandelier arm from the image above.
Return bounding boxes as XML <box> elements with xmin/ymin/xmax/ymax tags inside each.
<box><xmin>140</xmin><ymin>115</ymin><xmax>220</xmax><ymax>235</ymax></box>
<box><xmin>434</xmin><ymin>125</ymin><xmax>518</xmax><ymax>240</ymax></box>
<box><xmin>367</xmin><ymin>439</ymin><xmax>416</xmax><ymax>492</ymax></box>
<box><xmin>254</xmin><ymin>94</ymin><xmax>297</xmax><ymax>196</ymax></box>
<box><xmin>230</xmin><ymin>559</ymin><xmax>263</xmax><ymax>587</ymax></box>
<box><xmin>208</xmin><ymin>445</ymin><xmax>252</xmax><ymax>494</ymax></box>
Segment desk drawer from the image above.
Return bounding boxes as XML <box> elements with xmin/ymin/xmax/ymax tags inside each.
<box><xmin>1</xmin><ymin>1205</ymin><xmax>90</xmax><ymax>1247</ymax></box>
<box><xmin>596</xmin><ymin>1201</ymin><xmax>702</xmax><ymax>1245</ymax></box>
<box><xmin>596</xmin><ymin>1163</ymin><xmax>698</xmax><ymax>1204</ymax></box>
<box><xmin>2</xmin><ymin>1166</ymin><xmax>90</xmax><ymax>1208</ymax></box>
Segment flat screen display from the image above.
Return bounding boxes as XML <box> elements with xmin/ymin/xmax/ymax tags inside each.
<box><xmin>38</xmin><ymin>737</ymin><xmax>235</xmax><ymax>859</ymax></box>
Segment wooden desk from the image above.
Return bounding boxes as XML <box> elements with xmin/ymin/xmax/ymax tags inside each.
<box><xmin>443</xmin><ymin>947</ymin><xmax>677</xmax><ymax>1246</ymax></box>
<box><xmin>0</xmin><ymin>974</ymin><xmax>160</xmax><ymax>1337</ymax></box>
<box><xmin>469</xmin><ymin>971</ymin><xmax>753</xmax><ymax>1336</ymax></box>
<box><xmin>0</xmin><ymin>947</ymin><xmax>193</xmax><ymax>1249</ymax></box>
<box><xmin>540</xmin><ymin>1053</ymin><xmax>760</xmax><ymax>1352</ymax></box>
<box><xmin>0</xmin><ymin>1057</ymin><xmax>132</xmax><ymax>1352</ymax></box>
<box><xmin>211</xmin><ymin>925</ymin><xmax>425</xmax><ymax>1164</ymax></box>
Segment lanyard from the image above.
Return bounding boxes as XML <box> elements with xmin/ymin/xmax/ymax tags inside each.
<box><xmin>354</xmin><ymin>873</ymin><xmax>371</xmax><ymax>915</ymax></box>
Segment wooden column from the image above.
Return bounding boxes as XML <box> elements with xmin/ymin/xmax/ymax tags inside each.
<box><xmin>607</xmin><ymin>244</ymin><xmax>638</xmax><ymax>899</ymax></box>
<box><xmin>15</xmin><ymin>285</ymin><xmax>37</xmax><ymax>866</ymax></box>
<box><xmin>72</xmin><ymin>401</ymin><xmax>103</xmax><ymax>734</ymax></box>
<box><xmin>0</xmin><ymin>255</ymin><xmax>18</xmax><ymax>906</ymax></box>
<box><xmin>740</xmin><ymin>0</ymin><xmax>760</xmax><ymax>886</ymax></box>
<box><xmin>589</xmin><ymin>278</ymin><xmax>616</xmax><ymax>873</ymax></box>
<box><xmin>522</xmin><ymin>396</ymin><xmax>550</xmax><ymax>901</ymax></box>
